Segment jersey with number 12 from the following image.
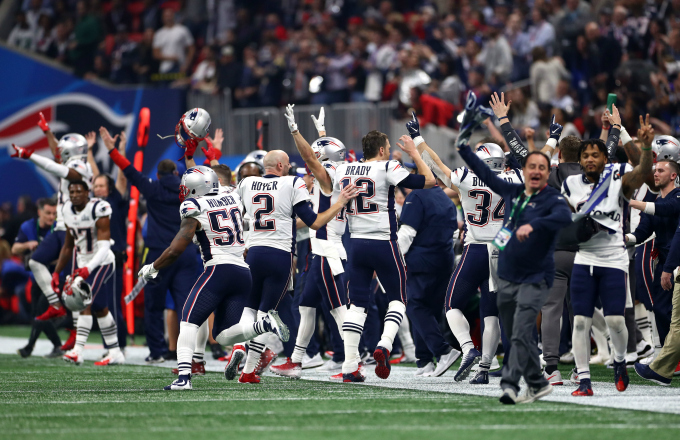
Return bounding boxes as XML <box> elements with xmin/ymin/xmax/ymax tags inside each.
<box><xmin>451</xmin><ymin>166</ymin><xmax>523</xmax><ymax>244</ymax></box>
<box><xmin>237</xmin><ymin>175</ymin><xmax>311</xmax><ymax>253</ymax></box>
<box><xmin>334</xmin><ymin>160</ymin><xmax>410</xmax><ymax>241</ymax></box>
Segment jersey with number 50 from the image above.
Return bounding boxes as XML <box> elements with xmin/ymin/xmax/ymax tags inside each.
<box><xmin>451</xmin><ymin>166</ymin><xmax>523</xmax><ymax>244</ymax></box>
<box><xmin>334</xmin><ymin>160</ymin><xmax>411</xmax><ymax>241</ymax></box>
<box><xmin>237</xmin><ymin>175</ymin><xmax>311</xmax><ymax>253</ymax></box>
<box><xmin>180</xmin><ymin>192</ymin><xmax>248</xmax><ymax>268</ymax></box>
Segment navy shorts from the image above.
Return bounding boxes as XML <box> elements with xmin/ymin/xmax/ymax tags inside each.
<box><xmin>86</xmin><ymin>262</ymin><xmax>115</xmax><ymax>313</ymax></box>
<box><xmin>300</xmin><ymin>255</ymin><xmax>346</xmax><ymax>310</ymax></box>
<box><xmin>346</xmin><ymin>238</ymin><xmax>406</xmax><ymax>309</ymax></box>
<box><xmin>445</xmin><ymin>243</ymin><xmax>498</xmax><ymax>318</ymax></box>
<box><xmin>571</xmin><ymin>264</ymin><xmax>627</xmax><ymax>317</ymax></box>
<box><xmin>180</xmin><ymin>264</ymin><xmax>252</xmax><ymax>336</ymax></box>
<box><xmin>246</xmin><ymin>246</ymin><xmax>294</xmax><ymax>312</ymax></box>
<box><xmin>32</xmin><ymin>230</ymin><xmax>65</xmax><ymax>266</ymax></box>
<box><xmin>634</xmin><ymin>241</ymin><xmax>654</xmax><ymax>310</ymax></box>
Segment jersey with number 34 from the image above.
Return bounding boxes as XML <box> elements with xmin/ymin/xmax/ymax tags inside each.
<box><xmin>451</xmin><ymin>167</ymin><xmax>523</xmax><ymax>244</ymax></box>
<box><xmin>180</xmin><ymin>193</ymin><xmax>248</xmax><ymax>268</ymax></box>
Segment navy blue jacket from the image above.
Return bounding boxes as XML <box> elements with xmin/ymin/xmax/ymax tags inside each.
<box><xmin>123</xmin><ymin>166</ymin><xmax>186</xmax><ymax>250</ymax></box>
<box><xmin>635</xmin><ymin>188</ymin><xmax>680</xmax><ymax>273</ymax></box>
<box><xmin>400</xmin><ymin>186</ymin><xmax>456</xmax><ymax>273</ymax></box>
<box><xmin>106</xmin><ymin>188</ymin><xmax>129</xmax><ymax>254</ymax></box>
<box><xmin>459</xmin><ymin>145</ymin><xmax>572</xmax><ymax>287</ymax></box>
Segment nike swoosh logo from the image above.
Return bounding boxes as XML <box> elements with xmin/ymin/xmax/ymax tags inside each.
<box><xmin>551</xmin><ymin>128</ymin><xmax>559</xmax><ymax>133</ymax></box>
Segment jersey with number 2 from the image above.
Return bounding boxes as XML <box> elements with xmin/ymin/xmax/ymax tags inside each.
<box><xmin>451</xmin><ymin>167</ymin><xmax>523</xmax><ymax>244</ymax></box>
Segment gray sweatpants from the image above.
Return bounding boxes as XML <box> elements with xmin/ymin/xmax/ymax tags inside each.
<box><xmin>498</xmin><ymin>278</ymin><xmax>550</xmax><ymax>393</ymax></box>
<box><xmin>541</xmin><ymin>250</ymin><xmax>575</xmax><ymax>366</ymax></box>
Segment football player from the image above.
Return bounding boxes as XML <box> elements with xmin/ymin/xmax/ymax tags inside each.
<box><xmin>269</xmin><ymin>106</ymin><xmax>349</xmax><ymax>379</ymax></box>
<box><xmin>333</xmin><ymin>130</ymin><xmax>435</xmax><ymax>382</ymax></box>
<box><xmin>51</xmin><ymin>180</ymin><xmax>124</xmax><ymax>366</ymax></box>
<box><xmin>563</xmin><ymin>115</ymin><xmax>655</xmax><ymax>396</ymax></box>
<box><xmin>236</xmin><ymin>150</ymin><xmax>357</xmax><ymax>383</ymax></box>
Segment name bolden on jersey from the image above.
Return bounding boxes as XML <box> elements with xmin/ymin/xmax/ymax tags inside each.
<box><xmin>471</xmin><ymin>176</ymin><xmax>519</xmax><ymax>188</ymax></box>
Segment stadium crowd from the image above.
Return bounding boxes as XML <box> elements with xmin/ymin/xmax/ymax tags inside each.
<box><xmin>5</xmin><ymin>0</ymin><xmax>680</xmax><ymax>134</ymax></box>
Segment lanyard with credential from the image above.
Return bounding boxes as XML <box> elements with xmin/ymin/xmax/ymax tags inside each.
<box><xmin>492</xmin><ymin>192</ymin><xmax>532</xmax><ymax>250</ymax></box>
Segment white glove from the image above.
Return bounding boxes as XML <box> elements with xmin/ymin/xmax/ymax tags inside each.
<box><xmin>138</xmin><ymin>263</ymin><xmax>159</xmax><ymax>281</ymax></box>
<box><xmin>311</xmin><ymin>107</ymin><xmax>325</xmax><ymax>133</ymax></box>
<box><xmin>284</xmin><ymin>104</ymin><xmax>298</xmax><ymax>133</ymax></box>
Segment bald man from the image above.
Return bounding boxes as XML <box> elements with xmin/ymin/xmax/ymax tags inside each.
<box><xmin>234</xmin><ymin>150</ymin><xmax>356</xmax><ymax>383</ymax></box>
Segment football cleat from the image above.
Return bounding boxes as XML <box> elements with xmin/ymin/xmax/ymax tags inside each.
<box><xmin>373</xmin><ymin>346</ymin><xmax>391</xmax><ymax>379</ymax></box>
<box><xmin>634</xmin><ymin>362</ymin><xmax>671</xmax><ymax>386</ymax></box>
<box><xmin>94</xmin><ymin>349</ymin><xmax>125</xmax><ymax>366</ymax></box>
<box><xmin>625</xmin><ymin>352</ymin><xmax>638</xmax><ymax>368</ymax></box>
<box><xmin>675</xmin><ymin>361</ymin><xmax>680</xmax><ymax>377</ymax></box>
<box><xmin>164</xmin><ymin>350</ymin><xmax>177</xmax><ymax>361</ymax></box>
<box><xmin>266</xmin><ymin>310</ymin><xmax>290</xmax><ymax>342</ymax></box>
<box><xmin>17</xmin><ymin>346</ymin><xmax>32</xmax><ymax>358</ymax></box>
<box><xmin>613</xmin><ymin>360</ymin><xmax>629</xmax><ymax>392</ymax></box>
<box><xmin>255</xmin><ymin>348</ymin><xmax>278</xmax><ymax>375</ymax></box>
<box><xmin>63</xmin><ymin>350</ymin><xmax>83</xmax><ymax>365</ymax></box>
<box><xmin>60</xmin><ymin>328</ymin><xmax>77</xmax><ymax>351</ymax></box>
<box><xmin>499</xmin><ymin>388</ymin><xmax>517</xmax><ymax>405</ymax></box>
<box><xmin>637</xmin><ymin>341</ymin><xmax>654</xmax><ymax>359</ymax></box>
<box><xmin>544</xmin><ymin>369</ymin><xmax>563</xmax><ymax>385</ymax></box>
<box><xmin>433</xmin><ymin>348</ymin><xmax>462</xmax><ymax>377</ymax></box>
<box><xmin>571</xmin><ymin>378</ymin><xmax>593</xmax><ymax>396</ymax></box>
<box><xmin>172</xmin><ymin>359</ymin><xmax>205</xmax><ymax>376</ymax></box>
<box><xmin>302</xmin><ymin>352</ymin><xmax>324</xmax><ymax>369</ymax></box>
<box><xmin>517</xmin><ymin>384</ymin><xmax>553</xmax><ymax>404</ymax></box>
<box><xmin>36</xmin><ymin>305</ymin><xmax>67</xmax><ymax>321</ymax></box>
<box><xmin>470</xmin><ymin>370</ymin><xmax>489</xmax><ymax>384</ymax></box>
<box><xmin>164</xmin><ymin>374</ymin><xmax>192</xmax><ymax>390</ymax></box>
<box><xmin>389</xmin><ymin>351</ymin><xmax>418</xmax><ymax>364</ymax></box>
<box><xmin>318</xmin><ymin>359</ymin><xmax>343</xmax><ymax>372</ymax></box>
<box><xmin>570</xmin><ymin>368</ymin><xmax>580</xmax><ymax>384</ymax></box>
<box><xmin>238</xmin><ymin>372</ymin><xmax>261</xmax><ymax>383</ymax></box>
<box><xmin>415</xmin><ymin>362</ymin><xmax>435</xmax><ymax>377</ymax></box>
<box><xmin>343</xmin><ymin>370</ymin><xmax>366</xmax><ymax>383</ymax></box>
<box><xmin>330</xmin><ymin>371</ymin><xmax>344</xmax><ymax>382</ymax></box>
<box><xmin>454</xmin><ymin>348</ymin><xmax>481</xmax><ymax>381</ymax></box>
<box><xmin>145</xmin><ymin>355</ymin><xmax>165</xmax><ymax>364</ymax></box>
<box><xmin>270</xmin><ymin>358</ymin><xmax>302</xmax><ymax>379</ymax></box>
<box><xmin>225</xmin><ymin>345</ymin><xmax>246</xmax><ymax>380</ymax></box>
<box><xmin>559</xmin><ymin>351</ymin><xmax>575</xmax><ymax>364</ymax></box>
<box><xmin>211</xmin><ymin>343</ymin><xmax>226</xmax><ymax>360</ymax></box>
<box><xmin>44</xmin><ymin>346</ymin><xmax>64</xmax><ymax>358</ymax></box>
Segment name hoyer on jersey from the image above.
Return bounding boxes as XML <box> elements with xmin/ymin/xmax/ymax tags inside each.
<box><xmin>471</xmin><ymin>175</ymin><xmax>516</xmax><ymax>187</ymax></box>
<box><xmin>250</xmin><ymin>181</ymin><xmax>279</xmax><ymax>191</ymax></box>
<box><xmin>205</xmin><ymin>195</ymin><xmax>238</xmax><ymax>208</ymax></box>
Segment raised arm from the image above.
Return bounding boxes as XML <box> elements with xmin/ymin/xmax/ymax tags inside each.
<box><xmin>604</xmin><ymin>105</ymin><xmax>622</xmax><ymax>161</ymax></box>
<box><xmin>539</xmin><ymin>114</ymin><xmax>564</xmax><ymax>159</ymax></box>
<box><xmin>115</xmin><ymin>131</ymin><xmax>128</xmax><ymax>197</ymax></box>
<box><xmin>38</xmin><ymin>112</ymin><xmax>61</xmax><ymax>163</ymax></box>
<box><xmin>102</xmin><ymin>126</ymin><xmax>158</xmax><ymax>198</ymax></box>
<box><xmin>489</xmin><ymin>92</ymin><xmax>528</xmax><ymax>164</ymax></box>
<box><xmin>11</xmin><ymin>144</ymin><xmax>84</xmax><ymax>181</ymax></box>
<box><xmin>285</xmin><ymin>104</ymin><xmax>333</xmax><ymax>194</ymax></box>
<box><xmin>395</xmin><ymin>135</ymin><xmax>436</xmax><ymax>189</ymax></box>
<box><xmin>458</xmin><ymin>143</ymin><xmax>517</xmax><ymax>196</ymax></box>
<box><xmin>85</xmin><ymin>131</ymin><xmax>100</xmax><ymax>177</ymax></box>
<box><xmin>622</xmin><ymin>115</ymin><xmax>655</xmax><ymax>200</ymax></box>
<box><xmin>406</xmin><ymin>112</ymin><xmax>454</xmax><ymax>187</ymax></box>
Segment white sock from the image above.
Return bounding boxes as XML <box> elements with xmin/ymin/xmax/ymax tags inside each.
<box><xmin>635</xmin><ymin>303</ymin><xmax>652</xmax><ymax>346</ymax></box>
<box><xmin>591</xmin><ymin>318</ymin><xmax>610</xmax><ymax>358</ymax></box>
<box><xmin>377</xmin><ymin>301</ymin><xmax>406</xmax><ymax>352</ymax></box>
<box><xmin>97</xmin><ymin>311</ymin><xmax>119</xmax><ymax>349</ymax></box>
<box><xmin>605</xmin><ymin>315</ymin><xmax>628</xmax><ymax>363</ymax></box>
<box><xmin>446</xmin><ymin>308</ymin><xmax>474</xmax><ymax>354</ymax></box>
<box><xmin>650</xmin><ymin>311</ymin><xmax>661</xmax><ymax>349</ymax></box>
<box><xmin>72</xmin><ymin>311</ymin><xmax>80</xmax><ymax>328</ymax></box>
<box><xmin>193</xmin><ymin>320</ymin><xmax>209</xmax><ymax>362</ymax></box>
<box><xmin>397</xmin><ymin>317</ymin><xmax>415</xmax><ymax>359</ymax></box>
<box><xmin>243</xmin><ymin>311</ymin><xmax>268</xmax><ymax>374</ymax></box>
<box><xmin>292</xmin><ymin>306</ymin><xmax>316</xmax><ymax>364</ymax></box>
<box><xmin>480</xmin><ymin>316</ymin><xmax>500</xmax><ymax>370</ymax></box>
<box><xmin>177</xmin><ymin>321</ymin><xmax>199</xmax><ymax>376</ymax></box>
<box><xmin>573</xmin><ymin>315</ymin><xmax>593</xmax><ymax>380</ymax></box>
<box><xmin>74</xmin><ymin>314</ymin><xmax>93</xmax><ymax>354</ymax></box>
<box><xmin>214</xmin><ymin>307</ymin><xmax>263</xmax><ymax>346</ymax></box>
<box><xmin>342</xmin><ymin>305</ymin><xmax>366</xmax><ymax>374</ymax></box>
<box><xmin>29</xmin><ymin>259</ymin><xmax>59</xmax><ymax>305</ymax></box>
<box><xmin>329</xmin><ymin>306</ymin><xmax>346</xmax><ymax>340</ymax></box>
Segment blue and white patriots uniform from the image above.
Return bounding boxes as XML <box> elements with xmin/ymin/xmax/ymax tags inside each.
<box><xmin>179</xmin><ymin>193</ymin><xmax>248</xmax><ymax>268</ymax></box>
<box><xmin>56</xmin><ymin>159</ymin><xmax>93</xmax><ymax>231</ymax></box>
<box><xmin>310</xmin><ymin>161</ymin><xmax>347</xmax><ymax>260</ymax></box>
<box><xmin>61</xmin><ymin>198</ymin><xmax>115</xmax><ymax>312</ymax></box>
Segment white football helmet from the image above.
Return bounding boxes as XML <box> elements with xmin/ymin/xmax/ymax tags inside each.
<box><xmin>62</xmin><ymin>276</ymin><xmax>92</xmax><ymax>312</ymax></box>
<box><xmin>58</xmin><ymin>134</ymin><xmax>88</xmax><ymax>164</ymax></box>
<box><xmin>652</xmin><ymin>135</ymin><xmax>680</xmax><ymax>163</ymax></box>
<box><xmin>475</xmin><ymin>143</ymin><xmax>506</xmax><ymax>173</ymax></box>
<box><xmin>235</xmin><ymin>150</ymin><xmax>266</xmax><ymax>180</ymax></box>
<box><xmin>176</xmin><ymin>108</ymin><xmax>211</xmax><ymax>147</ymax></box>
<box><xmin>180</xmin><ymin>166</ymin><xmax>219</xmax><ymax>201</ymax></box>
<box><xmin>311</xmin><ymin>137</ymin><xmax>346</xmax><ymax>163</ymax></box>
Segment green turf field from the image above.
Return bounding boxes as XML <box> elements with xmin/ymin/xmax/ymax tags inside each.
<box><xmin>2</xmin><ymin>353</ymin><xmax>680</xmax><ymax>440</ymax></box>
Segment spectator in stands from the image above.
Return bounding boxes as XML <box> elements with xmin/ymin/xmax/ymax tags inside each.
<box><xmin>477</xmin><ymin>20</ymin><xmax>513</xmax><ymax>85</ymax></box>
<box><xmin>320</xmin><ymin>37</ymin><xmax>355</xmax><ymax>104</ymax></box>
<box><xmin>35</xmin><ymin>14</ymin><xmax>53</xmax><ymax>53</ymax></box>
<box><xmin>584</xmin><ymin>21</ymin><xmax>622</xmax><ymax>91</ymax></box>
<box><xmin>8</xmin><ymin>11</ymin><xmax>36</xmax><ymax>51</ymax></box>
<box><xmin>507</xmin><ymin>87</ymin><xmax>540</xmax><ymax>135</ymax></box>
<box><xmin>110</xmin><ymin>25</ymin><xmax>137</xmax><ymax>84</ymax></box>
<box><xmin>528</xmin><ymin>7</ymin><xmax>556</xmax><ymax>57</ymax></box>
<box><xmin>141</xmin><ymin>0</ymin><xmax>159</xmax><ymax>31</ymax></box>
<box><xmin>234</xmin><ymin>44</ymin><xmax>261</xmax><ymax>107</ymax></box>
<box><xmin>105</xmin><ymin>0</ymin><xmax>131</xmax><ymax>35</ymax></box>
<box><xmin>133</xmin><ymin>27</ymin><xmax>157</xmax><ymax>83</ymax></box>
<box><xmin>216</xmin><ymin>45</ymin><xmax>241</xmax><ymax>94</ymax></box>
<box><xmin>153</xmin><ymin>8</ymin><xmax>195</xmax><ymax>77</ymax></box>
<box><xmin>25</xmin><ymin>0</ymin><xmax>49</xmax><ymax>32</ymax></box>
<box><xmin>565</xmin><ymin>33</ymin><xmax>601</xmax><ymax>107</ymax></box>
<box><xmin>552</xmin><ymin>79</ymin><xmax>575</xmax><ymax>110</ymax></box>
<box><xmin>68</xmin><ymin>0</ymin><xmax>103</xmax><ymax>77</ymax></box>
<box><xmin>191</xmin><ymin>45</ymin><xmax>218</xmax><ymax>93</ymax></box>
<box><xmin>45</xmin><ymin>19</ymin><xmax>72</xmax><ymax>63</ymax></box>
<box><xmin>529</xmin><ymin>46</ymin><xmax>570</xmax><ymax>106</ymax></box>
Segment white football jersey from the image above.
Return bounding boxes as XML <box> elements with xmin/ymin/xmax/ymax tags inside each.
<box><xmin>562</xmin><ymin>163</ymin><xmax>633</xmax><ymax>271</ymax></box>
<box><xmin>56</xmin><ymin>159</ymin><xmax>93</xmax><ymax>231</ymax></box>
<box><xmin>238</xmin><ymin>175</ymin><xmax>311</xmax><ymax>253</ymax></box>
<box><xmin>310</xmin><ymin>161</ymin><xmax>347</xmax><ymax>260</ymax></box>
<box><xmin>450</xmin><ymin>166</ymin><xmax>523</xmax><ymax>244</ymax></box>
<box><xmin>62</xmin><ymin>198</ymin><xmax>115</xmax><ymax>269</ymax></box>
<box><xmin>333</xmin><ymin>160</ymin><xmax>410</xmax><ymax>240</ymax></box>
<box><xmin>180</xmin><ymin>192</ymin><xmax>248</xmax><ymax>268</ymax></box>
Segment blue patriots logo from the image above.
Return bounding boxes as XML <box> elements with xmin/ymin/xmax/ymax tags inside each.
<box><xmin>188</xmin><ymin>109</ymin><xmax>198</xmax><ymax>121</ymax></box>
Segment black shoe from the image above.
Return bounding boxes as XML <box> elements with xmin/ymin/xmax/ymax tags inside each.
<box><xmin>164</xmin><ymin>350</ymin><xmax>177</xmax><ymax>361</ymax></box>
<box><xmin>17</xmin><ymin>346</ymin><xmax>32</xmax><ymax>358</ymax></box>
<box><xmin>44</xmin><ymin>346</ymin><xmax>64</xmax><ymax>358</ymax></box>
<box><xmin>489</xmin><ymin>366</ymin><xmax>505</xmax><ymax>377</ymax></box>
<box><xmin>211</xmin><ymin>343</ymin><xmax>226</xmax><ymax>360</ymax></box>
